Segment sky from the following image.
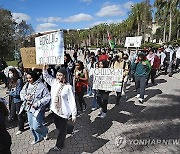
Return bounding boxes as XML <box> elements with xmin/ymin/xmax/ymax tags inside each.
<box><xmin>0</xmin><ymin>0</ymin><xmax>155</xmax><ymax>33</ymax></box>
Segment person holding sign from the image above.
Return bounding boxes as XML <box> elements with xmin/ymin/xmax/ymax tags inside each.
<box><xmin>131</xmin><ymin>52</ymin><xmax>151</xmax><ymax>103</ymax></box>
<box><xmin>43</xmin><ymin>65</ymin><xmax>77</xmax><ymax>152</ymax></box>
<box><xmin>97</xmin><ymin>60</ymin><xmax>110</xmax><ymax>118</ymax></box>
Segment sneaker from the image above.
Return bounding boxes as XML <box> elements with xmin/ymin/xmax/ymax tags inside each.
<box><xmin>31</xmin><ymin>141</ymin><xmax>36</xmax><ymax>145</ymax></box>
<box><xmin>100</xmin><ymin>112</ymin><xmax>106</xmax><ymax>118</ymax></box>
<box><xmin>44</xmin><ymin>134</ymin><xmax>48</xmax><ymax>141</ymax></box>
<box><xmin>97</xmin><ymin>109</ymin><xmax>103</xmax><ymax>117</ymax></box>
<box><xmin>91</xmin><ymin>107</ymin><xmax>97</xmax><ymax>111</ymax></box>
<box><xmin>51</xmin><ymin>146</ymin><xmax>62</xmax><ymax>151</ymax></box>
<box><xmin>135</xmin><ymin>94</ymin><xmax>140</xmax><ymax>99</ymax></box>
<box><xmin>138</xmin><ymin>98</ymin><xmax>143</xmax><ymax>103</ymax></box>
<box><xmin>16</xmin><ymin>130</ymin><xmax>23</xmax><ymax>135</ymax></box>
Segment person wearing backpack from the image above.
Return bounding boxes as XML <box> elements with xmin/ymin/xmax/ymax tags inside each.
<box><xmin>131</xmin><ymin>52</ymin><xmax>151</xmax><ymax>103</ymax></box>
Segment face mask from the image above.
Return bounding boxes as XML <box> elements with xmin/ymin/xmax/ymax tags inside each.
<box><xmin>9</xmin><ymin>73</ymin><xmax>13</xmax><ymax>78</ymax></box>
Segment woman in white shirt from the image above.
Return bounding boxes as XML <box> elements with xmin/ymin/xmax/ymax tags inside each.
<box><xmin>43</xmin><ymin>66</ymin><xmax>77</xmax><ymax>152</ymax></box>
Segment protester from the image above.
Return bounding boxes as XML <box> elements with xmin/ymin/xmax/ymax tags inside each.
<box><xmin>7</xmin><ymin>68</ymin><xmax>26</xmax><ymax>135</ymax></box>
<box><xmin>20</xmin><ymin>71</ymin><xmax>50</xmax><ymax>145</ymax></box>
<box><xmin>43</xmin><ymin>66</ymin><xmax>77</xmax><ymax>152</ymax></box>
<box><xmin>146</xmin><ymin>49</ymin><xmax>160</xmax><ymax>85</ymax></box>
<box><xmin>99</xmin><ymin>49</ymin><xmax>109</xmax><ymax>61</ymax></box>
<box><xmin>131</xmin><ymin>52</ymin><xmax>151</xmax><ymax>103</ymax></box>
<box><xmin>0</xmin><ymin>98</ymin><xmax>12</xmax><ymax>154</ymax></box>
<box><xmin>62</xmin><ymin>53</ymin><xmax>75</xmax><ymax>86</ymax></box>
<box><xmin>96</xmin><ymin>60</ymin><xmax>110</xmax><ymax>118</ymax></box>
<box><xmin>112</xmin><ymin>52</ymin><xmax>130</xmax><ymax>105</ymax></box>
<box><xmin>175</xmin><ymin>45</ymin><xmax>180</xmax><ymax>72</ymax></box>
<box><xmin>0</xmin><ymin>58</ymin><xmax>8</xmax><ymax>87</ymax></box>
<box><xmin>164</xmin><ymin>45</ymin><xmax>175</xmax><ymax>77</ymax></box>
<box><xmin>86</xmin><ymin>56</ymin><xmax>96</xmax><ymax>96</ymax></box>
<box><xmin>74</xmin><ymin>60</ymin><xmax>88</xmax><ymax>112</ymax></box>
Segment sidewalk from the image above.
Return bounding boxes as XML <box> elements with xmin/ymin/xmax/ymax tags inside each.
<box><xmin>1</xmin><ymin>72</ymin><xmax>180</xmax><ymax>154</ymax></box>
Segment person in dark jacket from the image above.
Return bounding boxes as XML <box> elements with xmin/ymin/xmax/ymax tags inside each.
<box><xmin>0</xmin><ymin>98</ymin><xmax>12</xmax><ymax>154</ymax></box>
<box><xmin>131</xmin><ymin>52</ymin><xmax>151</xmax><ymax>103</ymax></box>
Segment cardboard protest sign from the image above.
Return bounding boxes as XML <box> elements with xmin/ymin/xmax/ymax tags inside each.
<box><xmin>125</xmin><ymin>36</ymin><xmax>142</xmax><ymax>48</ymax></box>
<box><xmin>20</xmin><ymin>47</ymin><xmax>43</xmax><ymax>69</ymax></box>
<box><xmin>35</xmin><ymin>31</ymin><xmax>64</xmax><ymax>65</ymax></box>
<box><xmin>92</xmin><ymin>68</ymin><xmax>123</xmax><ymax>92</ymax></box>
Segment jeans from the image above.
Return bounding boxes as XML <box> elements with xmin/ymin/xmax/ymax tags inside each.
<box><xmin>76</xmin><ymin>91</ymin><xmax>86</xmax><ymax>110</ymax></box>
<box><xmin>53</xmin><ymin>113</ymin><xmax>68</xmax><ymax>148</ymax></box>
<box><xmin>10</xmin><ymin>102</ymin><xmax>25</xmax><ymax>131</ymax></box>
<box><xmin>87</xmin><ymin>85</ymin><xmax>93</xmax><ymax>95</ymax></box>
<box><xmin>27</xmin><ymin>111</ymin><xmax>48</xmax><ymax>143</ymax></box>
<box><xmin>135</xmin><ymin>76</ymin><xmax>147</xmax><ymax>99</ymax></box>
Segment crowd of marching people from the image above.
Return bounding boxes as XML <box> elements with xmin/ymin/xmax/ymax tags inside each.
<box><xmin>0</xmin><ymin>44</ymin><xmax>180</xmax><ymax>153</ymax></box>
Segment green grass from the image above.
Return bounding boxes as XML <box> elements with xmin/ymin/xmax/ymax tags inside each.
<box><xmin>6</xmin><ymin>61</ymin><xmax>18</xmax><ymax>67</ymax></box>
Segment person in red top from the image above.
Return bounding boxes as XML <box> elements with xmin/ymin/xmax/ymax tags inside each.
<box><xmin>146</xmin><ymin>49</ymin><xmax>160</xmax><ymax>84</ymax></box>
<box><xmin>98</xmin><ymin>49</ymin><xmax>109</xmax><ymax>61</ymax></box>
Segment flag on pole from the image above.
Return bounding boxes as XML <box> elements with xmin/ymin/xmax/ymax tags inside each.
<box><xmin>107</xmin><ymin>31</ymin><xmax>115</xmax><ymax>50</ymax></box>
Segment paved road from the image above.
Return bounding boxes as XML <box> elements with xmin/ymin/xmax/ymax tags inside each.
<box><xmin>1</xmin><ymin>53</ymin><xmax>180</xmax><ymax>153</ymax></box>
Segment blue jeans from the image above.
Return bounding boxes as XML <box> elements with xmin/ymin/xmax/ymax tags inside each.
<box><xmin>88</xmin><ymin>85</ymin><xmax>93</xmax><ymax>95</ymax></box>
<box><xmin>27</xmin><ymin>111</ymin><xmax>48</xmax><ymax>143</ymax></box>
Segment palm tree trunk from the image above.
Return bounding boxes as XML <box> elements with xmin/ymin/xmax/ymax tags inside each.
<box><xmin>168</xmin><ymin>7</ymin><xmax>172</xmax><ymax>42</ymax></box>
<box><xmin>177</xmin><ymin>28</ymin><xmax>179</xmax><ymax>40</ymax></box>
<box><xmin>137</xmin><ymin>22</ymin><xmax>140</xmax><ymax>36</ymax></box>
<box><xmin>163</xmin><ymin>21</ymin><xmax>167</xmax><ymax>43</ymax></box>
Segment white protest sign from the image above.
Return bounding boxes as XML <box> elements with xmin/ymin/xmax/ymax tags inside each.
<box><xmin>92</xmin><ymin>68</ymin><xmax>123</xmax><ymax>92</ymax></box>
<box><xmin>35</xmin><ymin>31</ymin><xmax>64</xmax><ymax>65</ymax></box>
<box><xmin>125</xmin><ymin>36</ymin><xmax>142</xmax><ymax>47</ymax></box>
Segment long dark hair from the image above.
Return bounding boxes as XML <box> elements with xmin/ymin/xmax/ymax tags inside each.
<box><xmin>0</xmin><ymin>100</ymin><xmax>9</xmax><ymax>116</ymax></box>
<box><xmin>26</xmin><ymin>71</ymin><xmax>40</xmax><ymax>82</ymax></box>
<box><xmin>9</xmin><ymin>68</ymin><xmax>20</xmax><ymax>88</ymax></box>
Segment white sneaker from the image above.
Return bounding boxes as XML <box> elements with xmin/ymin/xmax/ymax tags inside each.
<box><xmin>16</xmin><ymin>130</ymin><xmax>23</xmax><ymax>135</ymax></box>
<box><xmin>91</xmin><ymin>107</ymin><xmax>97</xmax><ymax>111</ymax></box>
<box><xmin>44</xmin><ymin>134</ymin><xmax>48</xmax><ymax>141</ymax></box>
<box><xmin>138</xmin><ymin>98</ymin><xmax>143</xmax><ymax>103</ymax></box>
<box><xmin>100</xmin><ymin>112</ymin><xmax>106</xmax><ymax>118</ymax></box>
<box><xmin>135</xmin><ymin>94</ymin><xmax>140</xmax><ymax>98</ymax></box>
<box><xmin>31</xmin><ymin>141</ymin><xmax>36</xmax><ymax>145</ymax></box>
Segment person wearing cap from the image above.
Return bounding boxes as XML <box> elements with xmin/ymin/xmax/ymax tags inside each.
<box><xmin>131</xmin><ymin>52</ymin><xmax>151</xmax><ymax>103</ymax></box>
<box><xmin>43</xmin><ymin>66</ymin><xmax>77</xmax><ymax>152</ymax></box>
<box><xmin>0</xmin><ymin>98</ymin><xmax>12</xmax><ymax>154</ymax></box>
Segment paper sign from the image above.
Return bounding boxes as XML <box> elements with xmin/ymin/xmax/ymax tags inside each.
<box><xmin>20</xmin><ymin>47</ymin><xmax>43</xmax><ymax>69</ymax></box>
<box><xmin>125</xmin><ymin>36</ymin><xmax>142</xmax><ymax>47</ymax></box>
<box><xmin>92</xmin><ymin>68</ymin><xmax>123</xmax><ymax>92</ymax></box>
<box><xmin>35</xmin><ymin>31</ymin><xmax>64</xmax><ymax>65</ymax></box>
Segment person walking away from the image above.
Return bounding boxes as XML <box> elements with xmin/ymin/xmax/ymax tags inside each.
<box><xmin>74</xmin><ymin>61</ymin><xmax>88</xmax><ymax>112</ymax></box>
<box><xmin>0</xmin><ymin>98</ymin><xmax>12</xmax><ymax>154</ymax></box>
<box><xmin>43</xmin><ymin>66</ymin><xmax>77</xmax><ymax>152</ymax></box>
<box><xmin>146</xmin><ymin>49</ymin><xmax>160</xmax><ymax>85</ymax></box>
<box><xmin>20</xmin><ymin>71</ymin><xmax>50</xmax><ymax>145</ymax></box>
<box><xmin>131</xmin><ymin>52</ymin><xmax>151</xmax><ymax>103</ymax></box>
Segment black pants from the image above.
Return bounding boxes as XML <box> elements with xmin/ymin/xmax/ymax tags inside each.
<box><xmin>53</xmin><ymin>114</ymin><xmax>68</xmax><ymax>149</ymax></box>
<box><xmin>176</xmin><ymin>58</ymin><xmax>180</xmax><ymax>70</ymax></box>
<box><xmin>97</xmin><ymin>90</ymin><xmax>109</xmax><ymax>113</ymax></box>
<box><xmin>116</xmin><ymin>92</ymin><xmax>121</xmax><ymax>104</ymax></box>
<box><xmin>147</xmin><ymin>69</ymin><xmax>156</xmax><ymax>84</ymax></box>
<box><xmin>10</xmin><ymin>102</ymin><xmax>25</xmax><ymax>131</ymax></box>
<box><xmin>76</xmin><ymin>91</ymin><xmax>86</xmax><ymax>109</ymax></box>
<box><xmin>0</xmin><ymin>147</ymin><xmax>11</xmax><ymax>154</ymax></box>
